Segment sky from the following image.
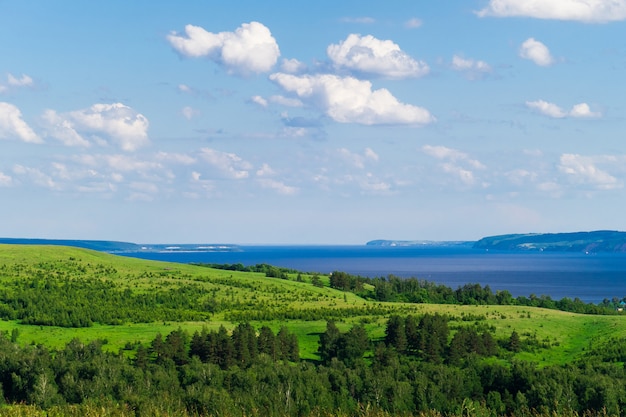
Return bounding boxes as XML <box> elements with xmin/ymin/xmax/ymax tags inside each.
<box><xmin>1</xmin><ymin>0</ymin><xmax>626</xmax><ymax>244</ymax></box>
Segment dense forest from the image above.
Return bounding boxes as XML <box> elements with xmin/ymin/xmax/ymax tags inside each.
<box><xmin>0</xmin><ymin>314</ymin><xmax>624</xmax><ymax>416</ymax></box>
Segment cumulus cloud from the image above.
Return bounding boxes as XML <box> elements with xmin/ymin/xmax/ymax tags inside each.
<box><xmin>477</xmin><ymin>0</ymin><xmax>626</xmax><ymax>23</ymax></box>
<box><xmin>327</xmin><ymin>34</ymin><xmax>429</xmax><ymax>79</ymax></box>
<box><xmin>280</xmin><ymin>58</ymin><xmax>306</xmax><ymax>73</ymax></box>
<box><xmin>451</xmin><ymin>55</ymin><xmax>492</xmax><ymax>79</ymax></box>
<box><xmin>270</xmin><ymin>73</ymin><xmax>435</xmax><ymax>125</ymax></box>
<box><xmin>43</xmin><ymin>103</ymin><xmax>150</xmax><ymax>151</ymax></box>
<box><xmin>167</xmin><ymin>22</ymin><xmax>280</xmax><ymax>75</ymax></box>
<box><xmin>559</xmin><ymin>154</ymin><xmax>621</xmax><ymax>189</ymax></box>
<box><xmin>526</xmin><ymin>100</ymin><xmax>601</xmax><ymax>118</ymax></box>
<box><xmin>569</xmin><ymin>102</ymin><xmax>601</xmax><ymax>118</ymax></box>
<box><xmin>526</xmin><ymin>100</ymin><xmax>567</xmax><ymax>118</ymax></box>
<box><xmin>0</xmin><ymin>102</ymin><xmax>41</xmax><ymax>143</ymax></box>
<box><xmin>199</xmin><ymin>148</ymin><xmax>251</xmax><ymax>179</ymax></box>
<box><xmin>519</xmin><ymin>38</ymin><xmax>555</xmax><ymax>66</ymax></box>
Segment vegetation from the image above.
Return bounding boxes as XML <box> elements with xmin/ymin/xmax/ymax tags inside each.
<box><xmin>0</xmin><ymin>244</ymin><xmax>625</xmax><ymax>415</ymax></box>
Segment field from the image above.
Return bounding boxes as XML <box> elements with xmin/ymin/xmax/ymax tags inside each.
<box><xmin>0</xmin><ymin>244</ymin><xmax>624</xmax><ymax>365</ymax></box>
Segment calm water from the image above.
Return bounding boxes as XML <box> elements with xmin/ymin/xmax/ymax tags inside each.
<box><xmin>116</xmin><ymin>245</ymin><xmax>626</xmax><ymax>304</ymax></box>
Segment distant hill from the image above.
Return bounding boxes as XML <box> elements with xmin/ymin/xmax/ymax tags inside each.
<box><xmin>0</xmin><ymin>238</ymin><xmax>141</xmax><ymax>252</ymax></box>
<box><xmin>366</xmin><ymin>239</ymin><xmax>474</xmax><ymax>247</ymax></box>
<box><xmin>0</xmin><ymin>238</ymin><xmax>242</xmax><ymax>253</ymax></box>
<box><xmin>473</xmin><ymin>230</ymin><xmax>626</xmax><ymax>253</ymax></box>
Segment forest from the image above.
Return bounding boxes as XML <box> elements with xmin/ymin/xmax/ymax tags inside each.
<box><xmin>0</xmin><ymin>245</ymin><xmax>625</xmax><ymax>416</ymax></box>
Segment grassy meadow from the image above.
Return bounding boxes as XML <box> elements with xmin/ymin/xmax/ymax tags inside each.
<box><xmin>0</xmin><ymin>243</ymin><xmax>623</xmax><ymax>365</ymax></box>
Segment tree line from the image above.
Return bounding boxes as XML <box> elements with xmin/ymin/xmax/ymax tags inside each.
<box><xmin>328</xmin><ymin>271</ymin><xmax>622</xmax><ymax>314</ymax></box>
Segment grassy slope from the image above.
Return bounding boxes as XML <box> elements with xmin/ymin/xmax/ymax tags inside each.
<box><xmin>0</xmin><ymin>244</ymin><xmax>624</xmax><ymax>364</ymax></box>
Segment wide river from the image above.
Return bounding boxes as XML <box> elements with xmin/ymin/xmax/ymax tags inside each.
<box><xmin>117</xmin><ymin>245</ymin><xmax>626</xmax><ymax>304</ymax></box>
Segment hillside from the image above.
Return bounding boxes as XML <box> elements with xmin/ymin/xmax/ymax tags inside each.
<box><xmin>474</xmin><ymin>230</ymin><xmax>626</xmax><ymax>253</ymax></box>
<box><xmin>0</xmin><ymin>238</ymin><xmax>141</xmax><ymax>252</ymax></box>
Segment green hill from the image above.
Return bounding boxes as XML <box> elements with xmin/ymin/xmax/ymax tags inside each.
<box><xmin>474</xmin><ymin>230</ymin><xmax>626</xmax><ymax>252</ymax></box>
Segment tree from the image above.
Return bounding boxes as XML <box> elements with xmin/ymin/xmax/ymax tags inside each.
<box><xmin>318</xmin><ymin>321</ymin><xmax>341</xmax><ymax>364</ymax></box>
<box><xmin>385</xmin><ymin>315</ymin><xmax>407</xmax><ymax>352</ymax></box>
<box><xmin>338</xmin><ymin>325</ymin><xmax>369</xmax><ymax>365</ymax></box>
<box><xmin>257</xmin><ymin>326</ymin><xmax>277</xmax><ymax>360</ymax></box>
<box><xmin>509</xmin><ymin>330</ymin><xmax>521</xmax><ymax>352</ymax></box>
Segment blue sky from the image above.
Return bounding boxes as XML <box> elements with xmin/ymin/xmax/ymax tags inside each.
<box><xmin>1</xmin><ymin>0</ymin><xmax>625</xmax><ymax>244</ymax></box>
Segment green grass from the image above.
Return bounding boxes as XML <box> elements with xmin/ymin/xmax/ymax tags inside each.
<box><xmin>0</xmin><ymin>244</ymin><xmax>625</xmax><ymax>365</ymax></box>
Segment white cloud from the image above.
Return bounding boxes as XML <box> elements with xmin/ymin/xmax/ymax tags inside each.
<box><xmin>519</xmin><ymin>38</ymin><xmax>555</xmax><ymax>66</ymax></box>
<box><xmin>526</xmin><ymin>100</ymin><xmax>566</xmax><ymax>118</ymax></box>
<box><xmin>155</xmin><ymin>151</ymin><xmax>196</xmax><ymax>165</ymax></box>
<box><xmin>257</xmin><ymin>178</ymin><xmax>298</xmax><ymax>195</ymax></box>
<box><xmin>255</xmin><ymin>163</ymin><xmax>276</xmax><ymax>177</ymax></box>
<box><xmin>364</xmin><ymin>147</ymin><xmax>379</xmax><ymax>162</ymax></box>
<box><xmin>337</xmin><ymin>148</ymin><xmax>379</xmax><ymax>169</ymax></box>
<box><xmin>0</xmin><ymin>102</ymin><xmax>41</xmax><ymax>143</ymax></box>
<box><xmin>250</xmin><ymin>95</ymin><xmax>268</xmax><ymax>108</ymax></box>
<box><xmin>181</xmin><ymin>106</ymin><xmax>199</xmax><ymax>120</ymax></box>
<box><xmin>477</xmin><ymin>0</ymin><xmax>626</xmax><ymax>23</ymax></box>
<box><xmin>0</xmin><ymin>172</ymin><xmax>13</xmax><ymax>187</ymax></box>
<box><xmin>359</xmin><ymin>173</ymin><xmax>391</xmax><ymax>193</ymax></box>
<box><xmin>405</xmin><ymin>18</ymin><xmax>423</xmax><ymax>28</ymax></box>
<box><xmin>280</xmin><ymin>58</ymin><xmax>306</xmax><ymax>73</ymax></box>
<box><xmin>526</xmin><ymin>100</ymin><xmax>601</xmax><ymax>118</ymax></box>
<box><xmin>559</xmin><ymin>153</ymin><xmax>621</xmax><ymax>189</ymax></box>
<box><xmin>505</xmin><ymin>169</ymin><xmax>538</xmax><ymax>186</ymax></box>
<box><xmin>104</xmin><ymin>155</ymin><xmax>163</xmax><ymax>178</ymax></box>
<box><xmin>569</xmin><ymin>102</ymin><xmax>601</xmax><ymax>118</ymax></box>
<box><xmin>422</xmin><ymin>145</ymin><xmax>486</xmax><ymax>186</ymax></box>
<box><xmin>42</xmin><ymin>109</ymin><xmax>91</xmax><ymax>147</ymax></box>
<box><xmin>451</xmin><ymin>55</ymin><xmax>492</xmax><ymax>79</ymax></box>
<box><xmin>270</xmin><ymin>73</ymin><xmax>435</xmax><ymax>125</ymax></box>
<box><xmin>327</xmin><ymin>34</ymin><xmax>429</xmax><ymax>79</ymax></box>
<box><xmin>199</xmin><ymin>148</ymin><xmax>251</xmax><ymax>179</ymax></box>
<box><xmin>423</xmin><ymin>145</ymin><xmax>456</xmax><ymax>159</ymax></box>
<box><xmin>0</xmin><ymin>73</ymin><xmax>34</xmax><ymax>93</ymax></box>
<box><xmin>441</xmin><ymin>163</ymin><xmax>477</xmax><ymax>186</ymax></box>
<box><xmin>43</xmin><ymin>103</ymin><xmax>149</xmax><ymax>151</ymax></box>
<box><xmin>7</xmin><ymin>73</ymin><xmax>34</xmax><ymax>87</ymax></box>
<box><xmin>167</xmin><ymin>22</ymin><xmax>280</xmax><ymax>75</ymax></box>
<box><xmin>270</xmin><ymin>95</ymin><xmax>303</xmax><ymax>107</ymax></box>
<box><xmin>13</xmin><ymin>165</ymin><xmax>57</xmax><ymax>189</ymax></box>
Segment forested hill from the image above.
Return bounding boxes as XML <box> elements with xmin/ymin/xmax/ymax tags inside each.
<box><xmin>0</xmin><ymin>238</ymin><xmax>141</xmax><ymax>252</ymax></box>
<box><xmin>473</xmin><ymin>230</ymin><xmax>626</xmax><ymax>253</ymax></box>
